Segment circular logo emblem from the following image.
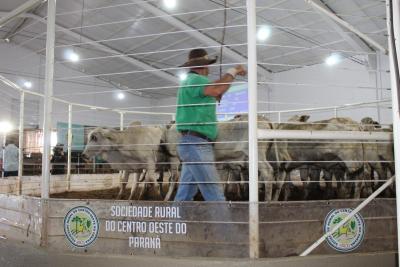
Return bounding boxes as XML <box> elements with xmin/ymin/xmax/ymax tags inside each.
<box><xmin>324</xmin><ymin>208</ymin><xmax>365</xmax><ymax>252</ymax></box>
<box><xmin>64</xmin><ymin>206</ymin><xmax>99</xmax><ymax>248</ymax></box>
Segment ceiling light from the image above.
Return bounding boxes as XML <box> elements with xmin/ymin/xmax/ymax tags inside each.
<box><xmin>163</xmin><ymin>0</ymin><xmax>177</xmax><ymax>9</ymax></box>
<box><xmin>178</xmin><ymin>72</ymin><xmax>187</xmax><ymax>81</ymax></box>
<box><xmin>117</xmin><ymin>92</ymin><xmax>125</xmax><ymax>100</ymax></box>
<box><xmin>257</xmin><ymin>26</ymin><xmax>271</xmax><ymax>41</ymax></box>
<box><xmin>23</xmin><ymin>81</ymin><xmax>32</xmax><ymax>89</ymax></box>
<box><xmin>0</xmin><ymin>121</ymin><xmax>13</xmax><ymax>134</ymax></box>
<box><xmin>325</xmin><ymin>54</ymin><xmax>341</xmax><ymax>66</ymax></box>
<box><xmin>65</xmin><ymin>50</ymin><xmax>80</xmax><ymax>62</ymax></box>
<box><xmin>69</xmin><ymin>52</ymin><xmax>80</xmax><ymax>62</ymax></box>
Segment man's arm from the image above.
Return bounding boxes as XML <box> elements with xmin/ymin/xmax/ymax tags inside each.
<box><xmin>204</xmin><ymin>65</ymin><xmax>246</xmax><ymax>98</ymax></box>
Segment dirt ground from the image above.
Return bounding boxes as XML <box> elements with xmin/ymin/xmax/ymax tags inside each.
<box><xmin>51</xmin><ymin>188</ymin><xmax>122</xmax><ymax>199</ymax></box>
<box><xmin>50</xmin><ymin>186</ymin><xmax>169</xmax><ymax>200</ymax></box>
<box><xmin>0</xmin><ymin>239</ymin><xmax>396</xmax><ymax>267</ymax></box>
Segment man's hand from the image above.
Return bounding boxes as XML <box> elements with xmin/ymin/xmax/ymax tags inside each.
<box><xmin>234</xmin><ymin>65</ymin><xmax>247</xmax><ymax>76</ymax></box>
<box><xmin>204</xmin><ymin>65</ymin><xmax>247</xmax><ymax>99</ymax></box>
<box><xmin>227</xmin><ymin>65</ymin><xmax>247</xmax><ymax>78</ymax></box>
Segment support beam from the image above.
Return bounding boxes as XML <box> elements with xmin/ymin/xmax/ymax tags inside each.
<box><xmin>67</xmin><ymin>104</ymin><xmax>72</xmax><ymax>191</ymax></box>
<box><xmin>18</xmin><ymin>92</ymin><xmax>25</xmax><ymax>195</ymax></box>
<box><xmin>139</xmin><ymin>2</ymin><xmax>272</xmax><ymax>80</ymax></box>
<box><xmin>20</xmin><ymin>13</ymin><xmax>179</xmax><ymax>84</ymax></box>
<box><xmin>247</xmin><ymin>0</ymin><xmax>259</xmax><ymax>259</ymax></box>
<box><xmin>123</xmin><ymin>0</ymin><xmax>244</xmax><ymax>55</ymax></box>
<box><xmin>258</xmin><ymin>129</ymin><xmax>392</xmax><ymax>141</ymax></box>
<box><xmin>4</xmin><ymin>17</ymin><xmax>29</xmax><ymax>41</ymax></box>
<box><xmin>386</xmin><ymin>0</ymin><xmax>400</xmax><ymax>264</ymax></box>
<box><xmin>305</xmin><ymin>0</ymin><xmax>388</xmax><ymax>54</ymax></box>
<box><xmin>127</xmin><ymin>0</ymin><xmax>286</xmax><ymax>83</ymax></box>
<box><xmin>41</xmin><ymin>0</ymin><xmax>56</xmax><ymax>199</ymax></box>
<box><xmin>1</xmin><ymin>135</ymin><xmax>5</xmax><ymax>178</ymax></box>
<box><xmin>0</xmin><ymin>0</ymin><xmax>44</xmax><ymax>28</ymax></box>
<box><xmin>308</xmin><ymin>0</ymin><xmax>372</xmax><ymax>53</ymax></box>
<box><xmin>118</xmin><ymin>112</ymin><xmax>124</xmax><ymax>177</ymax></box>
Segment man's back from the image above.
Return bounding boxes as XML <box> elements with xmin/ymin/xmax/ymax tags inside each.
<box><xmin>176</xmin><ymin>72</ymin><xmax>217</xmax><ymax>140</ymax></box>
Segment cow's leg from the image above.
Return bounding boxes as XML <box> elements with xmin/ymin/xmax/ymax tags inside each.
<box><xmin>370</xmin><ymin>162</ymin><xmax>392</xmax><ymax>197</ymax></box>
<box><xmin>281</xmin><ymin>171</ymin><xmax>292</xmax><ymax>201</ymax></box>
<box><xmin>224</xmin><ymin>169</ymin><xmax>232</xmax><ymax>200</ymax></box>
<box><xmin>116</xmin><ymin>170</ymin><xmax>129</xmax><ymax>199</ymax></box>
<box><xmin>335</xmin><ymin>171</ymin><xmax>351</xmax><ymax>199</ymax></box>
<box><xmin>128</xmin><ymin>171</ymin><xmax>140</xmax><ymax>200</ymax></box>
<box><xmin>353</xmin><ymin>172</ymin><xmax>363</xmax><ymax>199</ymax></box>
<box><xmin>360</xmin><ymin>164</ymin><xmax>374</xmax><ymax>198</ymax></box>
<box><xmin>234</xmin><ymin>168</ymin><xmax>243</xmax><ymax>200</ymax></box>
<box><xmin>308</xmin><ymin>166</ymin><xmax>321</xmax><ymax>200</ymax></box>
<box><xmin>230</xmin><ymin>168</ymin><xmax>243</xmax><ymax>201</ymax></box>
<box><xmin>164</xmin><ymin>158</ymin><xmax>180</xmax><ymax>201</ymax></box>
<box><xmin>240</xmin><ymin>168</ymin><xmax>249</xmax><ymax>201</ymax></box>
<box><xmin>258</xmin><ymin>161</ymin><xmax>274</xmax><ymax>201</ymax></box>
<box><xmin>223</xmin><ymin>167</ymin><xmax>241</xmax><ymax>201</ymax></box>
<box><xmin>299</xmin><ymin>167</ymin><xmax>310</xmax><ymax>200</ymax></box>
<box><xmin>336</xmin><ymin>170</ymin><xmax>348</xmax><ymax>199</ymax></box>
<box><xmin>145</xmin><ymin>163</ymin><xmax>162</xmax><ymax>200</ymax></box>
<box><xmin>135</xmin><ymin>169</ymin><xmax>147</xmax><ymax>200</ymax></box>
<box><xmin>351</xmin><ymin>160</ymin><xmax>372</xmax><ymax>199</ymax></box>
<box><xmin>272</xmin><ymin>168</ymin><xmax>286</xmax><ymax>201</ymax></box>
<box><xmin>345</xmin><ymin>166</ymin><xmax>364</xmax><ymax>199</ymax></box>
<box><xmin>323</xmin><ymin>169</ymin><xmax>334</xmax><ymax>200</ymax></box>
<box><xmin>157</xmin><ymin>169</ymin><xmax>165</xmax><ymax>198</ymax></box>
<box><xmin>161</xmin><ymin>170</ymin><xmax>172</xmax><ymax>199</ymax></box>
<box><xmin>218</xmin><ymin>166</ymin><xmax>228</xmax><ymax>196</ymax></box>
<box><xmin>164</xmin><ymin>169</ymin><xmax>177</xmax><ymax>201</ymax></box>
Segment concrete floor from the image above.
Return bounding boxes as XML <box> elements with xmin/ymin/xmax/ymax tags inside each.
<box><xmin>0</xmin><ymin>239</ymin><xmax>397</xmax><ymax>267</ymax></box>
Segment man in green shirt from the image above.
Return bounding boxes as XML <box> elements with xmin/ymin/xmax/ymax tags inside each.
<box><xmin>175</xmin><ymin>48</ymin><xmax>246</xmax><ymax>201</ymax></box>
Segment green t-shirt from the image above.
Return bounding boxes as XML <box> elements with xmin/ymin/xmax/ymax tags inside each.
<box><xmin>176</xmin><ymin>73</ymin><xmax>217</xmax><ymax>140</ymax></box>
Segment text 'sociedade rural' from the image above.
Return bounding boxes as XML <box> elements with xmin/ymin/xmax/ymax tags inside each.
<box><xmin>105</xmin><ymin>205</ymin><xmax>186</xmax><ymax>249</ymax></box>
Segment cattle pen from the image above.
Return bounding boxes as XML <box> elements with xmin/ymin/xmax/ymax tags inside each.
<box><xmin>0</xmin><ymin>0</ymin><xmax>399</xmax><ymax>266</ymax></box>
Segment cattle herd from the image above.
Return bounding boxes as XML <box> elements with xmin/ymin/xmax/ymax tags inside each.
<box><xmin>82</xmin><ymin>115</ymin><xmax>394</xmax><ymax>202</ymax></box>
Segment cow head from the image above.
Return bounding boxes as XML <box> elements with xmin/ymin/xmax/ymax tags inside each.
<box><xmin>361</xmin><ymin>117</ymin><xmax>381</xmax><ymax>130</ymax></box>
<box><xmin>82</xmin><ymin>127</ymin><xmax>118</xmax><ymax>160</ymax></box>
<box><xmin>287</xmin><ymin>114</ymin><xmax>310</xmax><ymax>123</ymax></box>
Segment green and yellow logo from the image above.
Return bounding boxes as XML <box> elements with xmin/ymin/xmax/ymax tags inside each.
<box><xmin>324</xmin><ymin>208</ymin><xmax>365</xmax><ymax>252</ymax></box>
<box><xmin>64</xmin><ymin>206</ymin><xmax>99</xmax><ymax>248</ymax></box>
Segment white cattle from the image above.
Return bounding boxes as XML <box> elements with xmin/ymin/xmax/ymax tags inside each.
<box><xmin>83</xmin><ymin>124</ymin><xmax>165</xmax><ymax>200</ymax></box>
<box><xmin>163</xmin><ymin>115</ymin><xmax>291</xmax><ymax>201</ymax></box>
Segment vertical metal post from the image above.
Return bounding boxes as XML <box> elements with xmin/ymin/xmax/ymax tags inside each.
<box><xmin>120</xmin><ymin>112</ymin><xmax>124</xmax><ymax>131</ymax></box>
<box><xmin>18</xmin><ymin>92</ymin><xmax>25</xmax><ymax>195</ymax></box>
<box><xmin>1</xmin><ymin>134</ymin><xmax>6</xmax><ymax>178</ymax></box>
<box><xmin>278</xmin><ymin>112</ymin><xmax>281</xmax><ymax>123</ymax></box>
<box><xmin>118</xmin><ymin>112</ymin><xmax>124</xmax><ymax>176</ymax></box>
<box><xmin>246</xmin><ymin>0</ymin><xmax>259</xmax><ymax>258</ymax></box>
<box><xmin>67</xmin><ymin>104</ymin><xmax>72</xmax><ymax>191</ymax></box>
<box><xmin>41</xmin><ymin>0</ymin><xmax>56</xmax><ymax>199</ymax></box>
<box><xmin>375</xmin><ymin>52</ymin><xmax>382</xmax><ymax>122</ymax></box>
<box><xmin>386</xmin><ymin>0</ymin><xmax>400</xmax><ymax>264</ymax></box>
<box><xmin>334</xmin><ymin>107</ymin><xmax>338</xmax><ymax>118</ymax></box>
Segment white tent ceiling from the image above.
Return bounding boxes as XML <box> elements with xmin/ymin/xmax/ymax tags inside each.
<box><xmin>0</xmin><ymin>0</ymin><xmax>389</xmax><ymax>99</ymax></box>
